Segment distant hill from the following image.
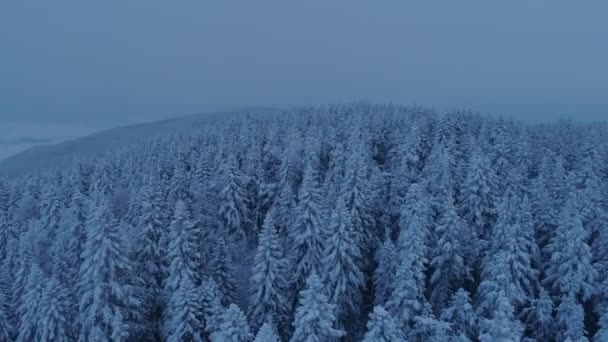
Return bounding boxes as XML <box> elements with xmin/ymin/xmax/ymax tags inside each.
<box><xmin>0</xmin><ymin>107</ymin><xmax>277</xmax><ymax>178</ymax></box>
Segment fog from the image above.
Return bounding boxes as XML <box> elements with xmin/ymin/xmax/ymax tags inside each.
<box><xmin>1</xmin><ymin>0</ymin><xmax>607</xmax><ymax>129</ymax></box>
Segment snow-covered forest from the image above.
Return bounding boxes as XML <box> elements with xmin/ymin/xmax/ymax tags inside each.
<box><xmin>1</xmin><ymin>104</ymin><xmax>607</xmax><ymax>341</ymax></box>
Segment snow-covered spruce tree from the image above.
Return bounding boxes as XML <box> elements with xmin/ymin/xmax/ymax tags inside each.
<box><xmin>520</xmin><ymin>288</ymin><xmax>554</xmax><ymax>341</ymax></box>
<box><xmin>16</xmin><ymin>263</ymin><xmax>45</xmax><ymax>342</ymax></box>
<box><xmin>134</xmin><ymin>177</ymin><xmax>165</xmax><ymax>339</ymax></box>
<box><xmin>478</xmin><ymin>290</ymin><xmax>523</xmax><ymax>342</ymax></box>
<box><xmin>218</xmin><ymin>154</ymin><xmax>250</xmax><ymax>240</ymax></box>
<box><xmin>458</xmin><ymin>143</ymin><xmax>496</xmax><ymax>257</ymax></box>
<box><xmin>595</xmin><ymin>309</ymin><xmax>608</xmax><ymax>342</ymax></box>
<box><xmin>440</xmin><ymin>288</ymin><xmax>478</xmax><ymax>341</ymax></box>
<box><xmin>555</xmin><ymin>294</ymin><xmax>588</xmax><ymax>341</ymax></box>
<box><xmin>362</xmin><ymin>306</ymin><xmax>406</xmax><ymax>342</ymax></box>
<box><xmin>36</xmin><ymin>277</ymin><xmax>71</xmax><ymax>342</ymax></box>
<box><xmin>254</xmin><ymin>322</ymin><xmax>280</xmax><ymax>342</ymax></box>
<box><xmin>544</xmin><ymin>195</ymin><xmax>597</xmax><ymax>300</ymax></box>
<box><xmin>477</xmin><ymin>190</ymin><xmax>537</xmax><ymax>318</ymax></box>
<box><xmin>290</xmin><ymin>159</ymin><xmax>326</xmax><ymax>294</ymax></box>
<box><xmin>410</xmin><ymin>310</ymin><xmax>453</xmax><ymax>342</ymax></box>
<box><xmin>373</xmin><ymin>237</ymin><xmax>397</xmax><ymax>306</ymax></box>
<box><xmin>387</xmin><ymin>182</ymin><xmax>430</xmax><ymax>324</ymax></box>
<box><xmin>211</xmin><ymin>304</ymin><xmax>253</xmax><ymax>342</ymax></box>
<box><xmin>341</xmin><ymin>152</ymin><xmax>377</xmax><ymax>260</ymax></box>
<box><xmin>249</xmin><ymin>213</ymin><xmax>289</xmax><ymax>332</ymax></box>
<box><xmin>201</xmin><ymin>277</ymin><xmax>225</xmax><ymax>338</ymax></box>
<box><xmin>430</xmin><ymin>191</ymin><xmax>470</xmax><ymax>312</ymax></box>
<box><xmin>210</xmin><ymin>237</ymin><xmax>239</xmax><ymax>306</ymax></box>
<box><xmin>320</xmin><ymin>197</ymin><xmax>364</xmax><ymax>323</ymax></box>
<box><xmin>165</xmin><ymin>200</ymin><xmax>201</xmax><ymax>294</ymax></box>
<box><xmin>0</xmin><ymin>290</ymin><xmax>13</xmax><ymax>341</ymax></box>
<box><xmin>78</xmin><ymin>194</ymin><xmax>141</xmax><ymax>341</ymax></box>
<box><xmin>290</xmin><ymin>273</ymin><xmax>345</xmax><ymax>342</ymax></box>
<box><xmin>164</xmin><ymin>277</ymin><xmax>203</xmax><ymax>342</ymax></box>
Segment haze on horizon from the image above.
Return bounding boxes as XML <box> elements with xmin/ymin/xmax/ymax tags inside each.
<box><xmin>1</xmin><ymin>0</ymin><xmax>607</xmax><ymax>129</ymax></box>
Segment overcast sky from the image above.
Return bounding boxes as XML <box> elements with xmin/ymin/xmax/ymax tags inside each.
<box><xmin>1</xmin><ymin>0</ymin><xmax>607</xmax><ymax>126</ymax></box>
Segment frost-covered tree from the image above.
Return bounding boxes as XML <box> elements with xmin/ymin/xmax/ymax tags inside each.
<box><xmin>544</xmin><ymin>195</ymin><xmax>597</xmax><ymax>300</ymax></box>
<box><xmin>219</xmin><ymin>155</ymin><xmax>250</xmax><ymax>239</ymax></box>
<box><xmin>320</xmin><ymin>198</ymin><xmax>364</xmax><ymax>321</ymax></box>
<box><xmin>373</xmin><ymin>238</ymin><xmax>397</xmax><ymax>306</ymax></box>
<box><xmin>290</xmin><ymin>161</ymin><xmax>325</xmax><ymax>293</ymax></box>
<box><xmin>290</xmin><ymin>273</ymin><xmax>345</xmax><ymax>342</ymax></box>
<box><xmin>362</xmin><ymin>306</ymin><xmax>406</xmax><ymax>342</ymax></box>
<box><xmin>163</xmin><ymin>277</ymin><xmax>203</xmax><ymax>342</ymax></box>
<box><xmin>200</xmin><ymin>277</ymin><xmax>225</xmax><ymax>338</ymax></box>
<box><xmin>0</xmin><ymin>290</ymin><xmax>13</xmax><ymax>341</ymax></box>
<box><xmin>211</xmin><ymin>237</ymin><xmax>239</xmax><ymax>306</ymax></box>
<box><xmin>166</xmin><ymin>200</ymin><xmax>201</xmax><ymax>293</ymax></box>
<box><xmin>520</xmin><ymin>288</ymin><xmax>554</xmax><ymax>341</ymax></box>
<box><xmin>249</xmin><ymin>214</ymin><xmax>289</xmax><ymax>331</ymax></box>
<box><xmin>254</xmin><ymin>322</ymin><xmax>280</xmax><ymax>342</ymax></box>
<box><xmin>430</xmin><ymin>192</ymin><xmax>469</xmax><ymax>311</ymax></box>
<box><xmin>555</xmin><ymin>295</ymin><xmax>588</xmax><ymax>342</ymax></box>
<box><xmin>478</xmin><ymin>290</ymin><xmax>523</xmax><ymax>342</ymax></box>
<box><xmin>16</xmin><ymin>263</ymin><xmax>45</xmax><ymax>342</ymax></box>
<box><xmin>441</xmin><ymin>289</ymin><xmax>477</xmax><ymax>341</ymax></box>
<box><xmin>78</xmin><ymin>195</ymin><xmax>141</xmax><ymax>341</ymax></box>
<box><xmin>212</xmin><ymin>304</ymin><xmax>253</xmax><ymax>342</ymax></box>
<box><xmin>36</xmin><ymin>277</ymin><xmax>71</xmax><ymax>342</ymax></box>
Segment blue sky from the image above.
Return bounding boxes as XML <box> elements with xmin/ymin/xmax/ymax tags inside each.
<box><xmin>0</xmin><ymin>0</ymin><xmax>607</xmax><ymax>158</ymax></box>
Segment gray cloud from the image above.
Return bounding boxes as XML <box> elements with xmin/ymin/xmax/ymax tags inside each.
<box><xmin>0</xmin><ymin>0</ymin><xmax>606</xmax><ymax>125</ymax></box>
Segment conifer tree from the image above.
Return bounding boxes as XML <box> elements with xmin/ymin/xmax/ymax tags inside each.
<box><xmin>555</xmin><ymin>295</ymin><xmax>588</xmax><ymax>341</ymax></box>
<box><xmin>441</xmin><ymin>289</ymin><xmax>477</xmax><ymax>341</ymax></box>
<box><xmin>36</xmin><ymin>277</ymin><xmax>71</xmax><ymax>342</ymax></box>
<box><xmin>290</xmin><ymin>273</ymin><xmax>345</xmax><ymax>342</ymax></box>
<box><xmin>321</xmin><ymin>198</ymin><xmax>364</xmax><ymax>320</ymax></box>
<box><xmin>373</xmin><ymin>238</ymin><xmax>397</xmax><ymax>306</ymax></box>
<box><xmin>219</xmin><ymin>155</ymin><xmax>250</xmax><ymax>239</ymax></box>
<box><xmin>362</xmin><ymin>306</ymin><xmax>406</xmax><ymax>342</ymax></box>
<box><xmin>254</xmin><ymin>322</ymin><xmax>280</xmax><ymax>342</ymax></box>
<box><xmin>290</xmin><ymin>161</ymin><xmax>325</xmax><ymax>293</ymax></box>
<box><xmin>78</xmin><ymin>195</ymin><xmax>141</xmax><ymax>341</ymax></box>
<box><xmin>211</xmin><ymin>237</ymin><xmax>239</xmax><ymax>306</ymax></box>
<box><xmin>249</xmin><ymin>214</ymin><xmax>289</xmax><ymax>331</ymax></box>
<box><xmin>16</xmin><ymin>263</ymin><xmax>45</xmax><ymax>342</ymax></box>
<box><xmin>163</xmin><ymin>277</ymin><xmax>203</xmax><ymax>342</ymax></box>
<box><xmin>478</xmin><ymin>290</ymin><xmax>523</xmax><ymax>342</ymax></box>
<box><xmin>212</xmin><ymin>304</ymin><xmax>253</xmax><ymax>342</ymax></box>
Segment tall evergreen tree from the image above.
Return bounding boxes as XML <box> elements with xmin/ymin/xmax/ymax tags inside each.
<box><xmin>16</xmin><ymin>263</ymin><xmax>45</xmax><ymax>342</ymax></box>
<box><xmin>290</xmin><ymin>161</ymin><xmax>325</xmax><ymax>293</ymax></box>
<box><xmin>218</xmin><ymin>155</ymin><xmax>250</xmax><ymax>239</ymax></box>
<box><xmin>36</xmin><ymin>277</ymin><xmax>71</xmax><ymax>342</ymax></box>
<box><xmin>78</xmin><ymin>195</ymin><xmax>141</xmax><ymax>341</ymax></box>
<box><xmin>290</xmin><ymin>273</ymin><xmax>345</xmax><ymax>342</ymax></box>
<box><xmin>254</xmin><ymin>322</ymin><xmax>280</xmax><ymax>342</ymax></box>
<box><xmin>320</xmin><ymin>198</ymin><xmax>364</xmax><ymax>321</ymax></box>
<box><xmin>249</xmin><ymin>214</ymin><xmax>289</xmax><ymax>331</ymax></box>
<box><xmin>211</xmin><ymin>237</ymin><xmax>239</xmax><ymax>306</ymax></box>
<box><xmin>362</xmin><ymin>306</ymin><xmax>406</xmax><ymax>342</ymax></box>
<box><xmin>163</xmin><ymin>277</ymin><xmax>203</xmax><ymax>342</ymax></box>
<box><xmin>441</xmin><ymin>289</ymin><xmax>478</xmax><ymax>341</ymax></box>
<box><xmin>212</xmin><ymin>304</ymin><xmax>253</xmax><ymax>342</ymax></box>
<box><xmin>478</xmin><ymin>290</ymin><xmax>523</xmax><ymax>342</ymax></box>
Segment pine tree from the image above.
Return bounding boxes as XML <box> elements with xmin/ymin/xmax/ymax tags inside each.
<box><xmin>544</xmin><ymin>195</ymin><xmax>597</xmax><ymax>300</ymax></box>
<box><xmin>362</xmin><ymin>306</ymin><xmax>406</xmax><ymax>342</ymax></box>
<box><xmin>249</xmin><ymin>214</ymin><xmax>289</xmax><ymax>331</ymax></box>
<box><xmin>521</xmin><ymin>288</ymin><xmax>554</xmax><ymax>342</ymax></box>
<box><xmin>254</xmin><ymin>322</ymin><xmax>280</xmax><ymax>342</ymax></box>
<box><xmin>16</xmin><ymin>263</ymin><xmax>45</xmax><ymax>342</ymax></box>
<box><xmin>0</xmin><ymin>290</ymin><xmax>13</xmax><ymax>341</ymax></box>
<box><xmin>430</xmin><ymin>192</ymin><xmax>469</xmax><ymax>311</ymax></box>
<box><xmin>211</xmin><ymin>304</ymin><xmax>253</xmax><ymax>342</ymax></box>
<box><xmin>36</xmin><ymin>277</ymin><xmax>71</xmax><ymax>342</ymax></box>
<box><xmin>166</xmin><ymin>200</ymin><xmax>201</xmax><ymax>293</ymax></box>
<box><xmin>290</xmin><ymin>161</ymin><xmax>325</xmax><ymax>293</ymax></box>
<box><xmin>78</xmin><ymin>195</ymin><xmax>141</xmax><ymax>341</ymax></box>
<box><xmin>555</xmin><ymin>295</ymin><xmax>588</xmax><ymax>341</ymax></box>
<box><xmin>200</xmin><ymin>277</ymin><xmax>225</xmax><ymax>338</ymax></box>
<box><xmin>441</xmin><ymin>289</ymin><xmax>477</xmax><ymax>341</ymax></box>
<box><xmin>211</xmin><ymin>237</ymin><xmax>239</xmax><ymax>306</ymax></box>
<box><xmin>373</xmin><ymin>238</ymin><xmax>397</xmax><ymax>306</ymax></box>
<box><xmin>290</xmin><ymin>273</ymin><xmax>345</xmax><ymax>342</ymax></box>
<box><xmin>163</xmin><ymin>277</ymin><xmax>203</xmax><ymax>342</ymax></box>
<box><xmin>219</xmin><ymin>155</ymin><xmax>250</xmax><ymax>239</ymax></box>
<box><xmin>595</xmin><ymin>309</ymin><xmax>608</xmax><ymax>342</ymax></box>
<box><xmin>478</xmin><ymin>290</ymin><xmax>523</xmax><ymax>342</ymax></box>
<box><xmin>320</xmin><ymin>198</ymin><xmax>364</xmax><ymax>320</ymax></box>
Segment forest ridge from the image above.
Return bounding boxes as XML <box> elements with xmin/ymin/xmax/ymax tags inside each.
<box><xmin>0</xmin><ymin>104</ymin><xmax>607</xmax><ymax>341</ymax></box>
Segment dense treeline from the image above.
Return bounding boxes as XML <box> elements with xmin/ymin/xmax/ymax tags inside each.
<box><xmin>0</xmin><ymin>104</ymin><xmax>607</xmax><ymax>341</ymax></box>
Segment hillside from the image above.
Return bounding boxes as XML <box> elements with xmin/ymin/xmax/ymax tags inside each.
<box><xmin>0</xmin><ymin>104</ymin><xmax>607</xmax><ymax>341</ymax></box>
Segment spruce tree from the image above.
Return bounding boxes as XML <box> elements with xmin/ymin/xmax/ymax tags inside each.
<box><xmin>362</xmin><ymin>306</ymin><xmax>406</xmax><ymax>342</ymax></box>
<box><xmin>36</xmin><ymin>277</ymin><xmax>71</xmax><ymax>342</ymax></box>
<box><xmin>212</xmin><ymin>304</ymin><xmax>253</xmax><ymax>342</ymax></box>
<box><xmin>441</xmin><ymin>288</ymin><xmax>477</xmax><ymax>341</ymax></box>
<box><xmin>290</xmin><ymin>273</ymin><xmax>345</xmax><ymax>342</ymax></box>
<box><xmin>254</xmin><ymin>322</ymin><xmax>280</xmax><ymax>342</ymax></box>
<box><xmin>163</xmin><ymin>277</ymin><xmax>203</xmax><ymax>342</ymax></box>
<box><xmin>320</xmin><ymin>198</ymin><xmax>364</xmax><ymax>320</ymax></box>
<box><xmin>211</xmin><ymin>237</ymin><xmax>239</xmax><ymax>306</ymax></box>
<box><xmin>249</xmin><ymin>214</ymin><xmax>289</xmax><ymax>331</ymax></box>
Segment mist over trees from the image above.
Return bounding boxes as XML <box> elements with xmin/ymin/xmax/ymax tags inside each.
<box><xmin>0</xmin><ymin>104</ymin><xmax>607</xmax><ymax>341</ymax></box>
